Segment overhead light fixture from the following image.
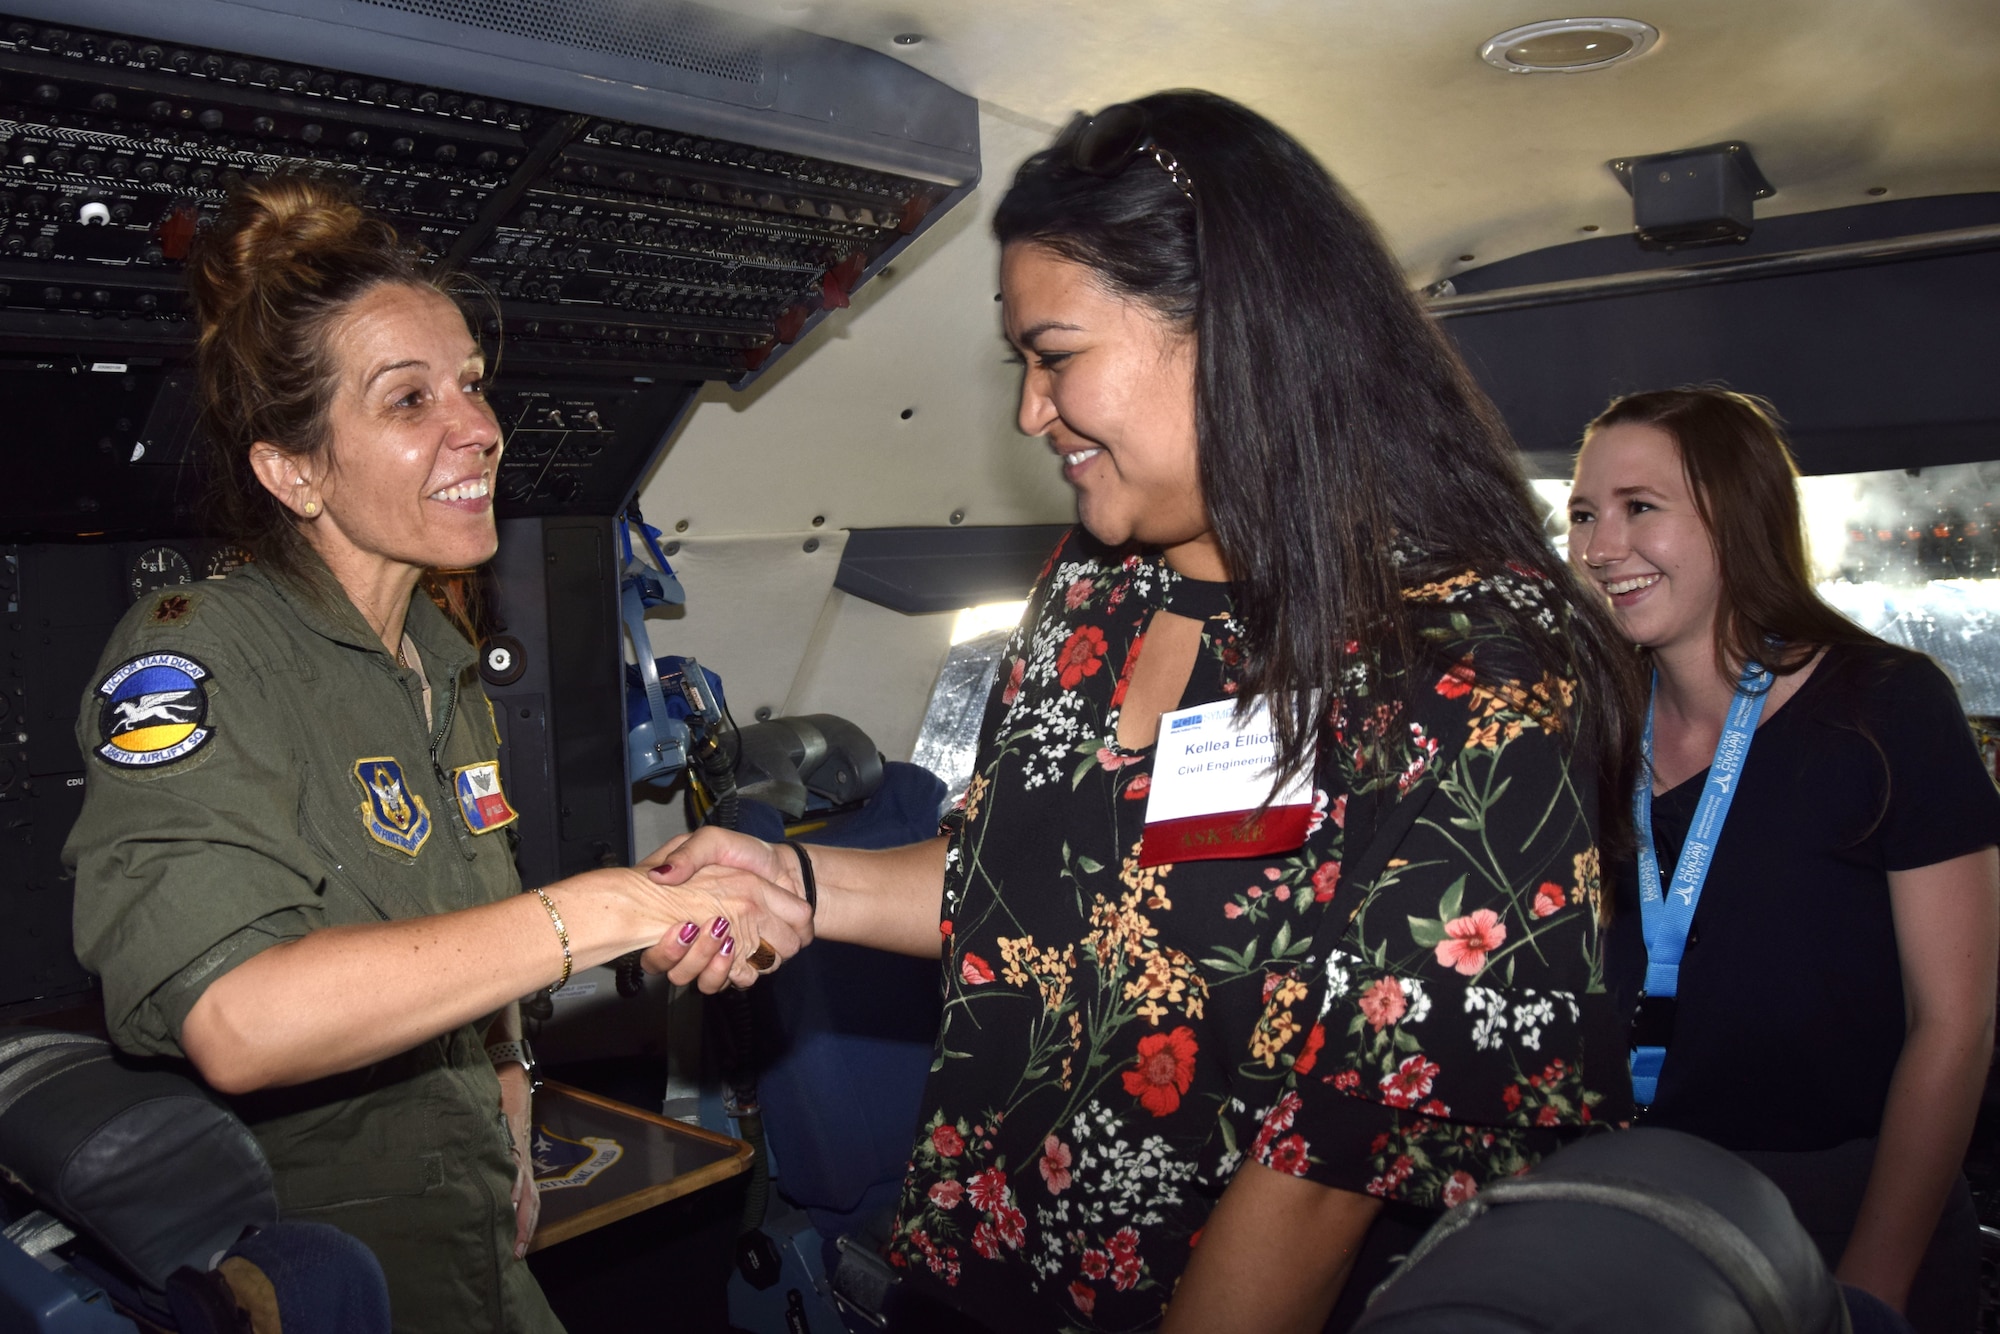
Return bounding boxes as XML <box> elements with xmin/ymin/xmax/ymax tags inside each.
<box><xmin>1480</xmin><ymin>18</ymin><xmax>1659</xmax><ymax>74</ymax></box>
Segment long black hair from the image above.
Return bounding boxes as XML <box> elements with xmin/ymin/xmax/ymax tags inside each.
<box><xmin>994</xmin><ymin>89</ymin><xmax>1640</xmax><ymax>850</ymax></box>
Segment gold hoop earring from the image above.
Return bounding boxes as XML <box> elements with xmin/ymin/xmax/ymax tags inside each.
<box><xmin>302</xmin><ymin>500</ymin><xmax>319</xmax><ymax>517</ymax></box>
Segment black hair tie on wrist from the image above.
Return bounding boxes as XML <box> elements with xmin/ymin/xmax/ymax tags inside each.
<box><xmin>784</xmin><ymin>840</ymin><xmax>818</xmax><ymax>915</ymax></box>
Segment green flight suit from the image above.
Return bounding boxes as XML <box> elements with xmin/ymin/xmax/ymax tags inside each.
<box><xmin>65</xmin><ymin>562</ymin><xmax>563</xmax><ymax>1334</ymax></box>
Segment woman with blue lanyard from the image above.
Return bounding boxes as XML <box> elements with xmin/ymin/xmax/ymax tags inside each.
<box><xmin>1566</xmin><ymin>387</ymin><xmax>2000</xmax><ymax>1332</ymax></box>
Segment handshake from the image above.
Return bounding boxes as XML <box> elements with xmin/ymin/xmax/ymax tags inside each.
<box><xmin>628</xmin><ymin>828</ymin><xmax>820</xmax><ymax>994</ymax></box>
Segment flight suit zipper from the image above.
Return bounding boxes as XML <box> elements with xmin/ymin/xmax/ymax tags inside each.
<box><xmin>396</xmin><ymin>656</ymin><xmax>460</xmax><ymax>789</ymax></box>
<box><xmin>429</xmin><ymin>675</ymin><xmax>460</xmax><ymax>791</ymax></box>
<box><xmin>400</xmin><ymin>658</ymin><xmax>477</xmax><ymax>858</ymax></box>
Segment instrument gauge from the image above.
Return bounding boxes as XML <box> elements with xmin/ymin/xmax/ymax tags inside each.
<box><xmin>204</xmin><ymin>544</ymin><xmax>255</xmax><ymax>578</ymax></box>
<box><xmin>128</xmin><ymin>546</ymin><xmax>193</xmax><ymax>601</ymax></box>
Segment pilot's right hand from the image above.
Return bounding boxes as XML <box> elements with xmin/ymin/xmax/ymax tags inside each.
<box><xmin>639</xmin><ymin>830</ymin><xmax>813</xmax><ymax>986</ymax></box>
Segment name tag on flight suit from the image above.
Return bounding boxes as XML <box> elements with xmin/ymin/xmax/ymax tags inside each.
<box><xmin>1138</xmin><ymin>698</ymin><xmax>1313</xmax><ymax>867</ymax></box>
<box><xmin>453</xmin><ymin>761</ymin><xmax>518</xmax><ymax>834</ymax></box>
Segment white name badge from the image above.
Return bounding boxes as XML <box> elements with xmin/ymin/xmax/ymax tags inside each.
<box><xmin>1139</xmin><ymin>697</ymin><xmax>1314</xmax><ymax>867</ymax></box>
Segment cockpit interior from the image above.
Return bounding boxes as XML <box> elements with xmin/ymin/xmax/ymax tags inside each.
<box><xmin>0</xmin><ymin>1</ymin><xmax>1996</xmax><ymax>1331</ymax></box>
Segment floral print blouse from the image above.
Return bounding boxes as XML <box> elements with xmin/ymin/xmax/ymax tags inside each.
<box><xmin>886</xmin><ymin>529</ymin><xmax>1629</xmax><ymax>1332</ymax></box>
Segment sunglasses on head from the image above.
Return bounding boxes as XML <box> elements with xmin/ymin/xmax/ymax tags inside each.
<box><xmin>1063</xmin><ymin>102</ymin><xmax>1195</xmax><ymax>201</ymax></box>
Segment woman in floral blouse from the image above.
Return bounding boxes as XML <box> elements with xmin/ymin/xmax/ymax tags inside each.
<box><xmin>654</xmin><ymin>91</ymin><xmax>1640</xmax><ymax>1332</ymax></box>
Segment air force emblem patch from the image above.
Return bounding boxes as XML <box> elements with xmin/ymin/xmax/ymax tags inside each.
<box><xmin>532</xmin><ymin>1123</ymin><xmax>624</xmax><ymax>1194</ymax></box>
<box><xmin>453</xmin><ymin>761</ymin><xmax>518</xmax><ymax>834</ymax></box>
<box><xmin>354</xmin><ymin>756</ymin><xmax>432</xmax><ymax>855</ymax></box>
<box><xmin>95</xmin><ymin>653</ymin><xmax>212</xmax><ymax>767</ymax></box>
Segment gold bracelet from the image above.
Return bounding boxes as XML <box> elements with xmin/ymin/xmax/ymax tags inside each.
<box><xmin>533</xmin><ymin>887</ymin><xmax>572</xmax><ymax>992</ymax></box>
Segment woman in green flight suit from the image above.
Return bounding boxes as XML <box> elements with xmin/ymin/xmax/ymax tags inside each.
<box><xmin>64</xmin><ymin>178</ymin><xmax>813</xmax><ymax>1332</ymax></box>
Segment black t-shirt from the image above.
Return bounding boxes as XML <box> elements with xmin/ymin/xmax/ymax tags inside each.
<box><xmin>1608</xmin><ymin>641</ymin><xmax>2000</xmax><ymax>1152</ymax></box>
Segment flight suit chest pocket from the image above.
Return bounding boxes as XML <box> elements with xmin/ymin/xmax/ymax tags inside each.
<box><xmin>436</xmin><ymin>696</ymin><xmax>525</xmax><ymax>900</ymax></box>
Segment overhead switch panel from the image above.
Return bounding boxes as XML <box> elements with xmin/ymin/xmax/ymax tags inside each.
<box><xmin>0</xmin><ymin>11</ymin><xmax>969</xmax><ymax>384</ymax></box>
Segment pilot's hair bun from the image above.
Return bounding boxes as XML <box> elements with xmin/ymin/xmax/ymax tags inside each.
<box><xmin>186</xmin><ymin>176</ymin><xmax>418</xmax><ymax>333</ymax></box>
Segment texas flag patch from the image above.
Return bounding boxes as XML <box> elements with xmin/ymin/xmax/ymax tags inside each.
<box><xmin>453</xmin><ymin>761</ymin><xmax>519</xmax><ymax>834</ymax></box>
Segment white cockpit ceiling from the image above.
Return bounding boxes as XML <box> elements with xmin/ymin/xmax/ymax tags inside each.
<box><xmin>759</xmin><ymin>0</ymin><xmax>2000</xmax><ymax>284</ymax></box>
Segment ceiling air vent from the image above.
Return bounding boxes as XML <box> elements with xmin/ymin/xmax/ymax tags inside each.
<box><xmin>356</xmin><ymin>0</ymin><xmax>765</xmax><ymax>84</ymax></box>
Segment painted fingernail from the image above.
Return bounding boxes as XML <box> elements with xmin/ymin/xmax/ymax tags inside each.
<box><xmin>721</xmin><ymin>936</ymin><xmax>736</xmax><ymax>957</ymax></box>
<box><xmin>677</xmin><ymin>921</ymin><xmax>700</xmax><ymax>945</ymax></box>
<box><xmin>709</xmin><ymin>916</ymin><xmax>729</xmax><ymax>939</ymax></box>
<box><xmin>657</xmin><ymin>861</ymin><xmax>674</xmax><ymax>875</ymax></box>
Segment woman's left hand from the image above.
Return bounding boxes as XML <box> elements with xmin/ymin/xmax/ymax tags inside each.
<box><xmin>499</xmin><ymin>1063</ymin><xmax>540</xmax><ymax>1259</ymax></box>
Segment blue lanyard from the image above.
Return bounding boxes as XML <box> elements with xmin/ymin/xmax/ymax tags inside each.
<box><xmin>1629</xmin><ymin>661</ymin><xmax>1770</xmax><ymax>1105</ymax></box>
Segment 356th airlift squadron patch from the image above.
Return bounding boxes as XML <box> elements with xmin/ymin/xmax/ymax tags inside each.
<box><xmin>94</xmin><ymin>653</ymin><xmax>213</xmax><ymax>768</ymax></box>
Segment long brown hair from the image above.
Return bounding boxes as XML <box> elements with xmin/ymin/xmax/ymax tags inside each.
<box><xmin>1585</xmin><ymin>388</ymin><xmax>1882</xmax><ymax>680</ymax></box>
<box><xmin>185</xmin><ymin>177</ymin><xmax>441</xmax><ymax>592</ymax></box>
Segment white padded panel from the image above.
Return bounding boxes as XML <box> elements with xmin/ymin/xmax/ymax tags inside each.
<box><xmin>633</xmin><ymin>530</ymin><xmax>850</xmax><ymax>725</ymax></box>
<box><xmin>780</xmin><ymin>589</ymin><xmax>958</xmax><ymax>766</ymax></box>
<box><xmin>633</xmin><ymin>108</ymin><xmax>1076</xmax><ymax>539</ymax></box>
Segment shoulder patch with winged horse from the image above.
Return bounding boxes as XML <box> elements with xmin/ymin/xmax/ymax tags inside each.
<box><xmin>95</xmin><ymin>653</ymin><xmax>213</xmax><ymax>768</ymax></box>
